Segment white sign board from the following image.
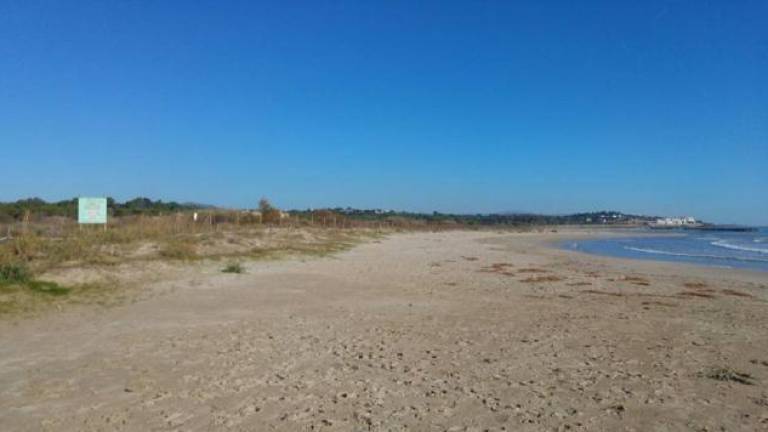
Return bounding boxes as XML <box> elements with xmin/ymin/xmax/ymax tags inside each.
<box><xmin>78</xmin><ymin>197</ymin><xmax>108</xmax><ymax>224</ymax></box>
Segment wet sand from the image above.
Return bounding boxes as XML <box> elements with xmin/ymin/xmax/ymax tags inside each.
<box><xmin>1</xmin><ymin>230</ymin><xmax>767</xmax><ymax>431</ymax></box>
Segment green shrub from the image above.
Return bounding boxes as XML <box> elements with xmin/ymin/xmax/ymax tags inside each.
<box><xmin>0</xmin><ymin>263</ymin><xmax>30</xmax><ymax>284</ymax></box>
<box><xmin>222</xmin><ymin>262</ymin><xmax>244</xmax><ymax>274</ymax></box>
<box><xmin>27</xmin><ymin>280</ymin><xmax>70</xmax><ymax>296</ymax></box>
<box><xmin>0</xmin><ymin>263</ymin><xmax>69</xmax><ymax>300</ymax></box>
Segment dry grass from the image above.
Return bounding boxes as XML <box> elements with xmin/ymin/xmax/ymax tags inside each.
<box><xmin>0</xmin><ymin>218</ymin><xmax>386</xmax><ymax>318</ymax></box>
<box><xmin>1</xmin><ymin>219</ymin><xmax>382</xmax><ymax>272</ymax></box>
<box><xmin>159</xmin><ymin>239</ymin><xmax>198</xmax><ymax>260</ymax></box>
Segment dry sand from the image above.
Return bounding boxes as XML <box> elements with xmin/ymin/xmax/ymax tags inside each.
<box><xmin>1</xmin><ymin>230</ymin><xmax>767</xmax><ymax>431</ymax></box>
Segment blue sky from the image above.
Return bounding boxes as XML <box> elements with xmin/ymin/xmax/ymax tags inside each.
<box><xmin>1</xmin><ymin>1</ymin><xmax>766</xmax><ymax>224</ymax></box>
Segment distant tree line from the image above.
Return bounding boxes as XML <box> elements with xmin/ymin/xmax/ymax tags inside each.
<box><xmin>0</xmin><ymin>197</ymin><xmax>657</xmax><ymax>227</ymax></box>
<box><xmin>0</xmin><ymin>197</ymin><xmax>206</xmax><ymax>223</ymax></box>
<box><xmin>290</xmin><ymin>208</ymin><xmax>657</xmax><ymax>226</ymax></box>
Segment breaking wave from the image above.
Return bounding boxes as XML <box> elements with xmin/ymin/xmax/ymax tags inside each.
<box><xmin>624</xmin><ymin>246</ymin><xmax>768</xmax><ymax>263</ymax></box>
<box><xmin>711</xmin><ymin>240</ymin><xmax>768</xmax><ymax>254</ymax></box>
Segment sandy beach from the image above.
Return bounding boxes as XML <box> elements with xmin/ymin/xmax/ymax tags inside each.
<box><xmin>1</xmin><ymin>229</ymin><xmax>767</xmax><ymax>431</ymax></box>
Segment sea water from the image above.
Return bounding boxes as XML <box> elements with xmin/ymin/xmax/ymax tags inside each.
<box><xmin>563</xmin><ymin>228</ymin><xmax>768</xmax><ymax>272</ymax></box>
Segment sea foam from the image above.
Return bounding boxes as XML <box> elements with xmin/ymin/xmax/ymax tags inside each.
<box><xmin>711</xmin><ymin>240</ymin><xmax>768</xmax><ymax>254</ymax></box>
<box><xmin>624</xmin><ymin>246</ymin><xmax>768</xmax><ymax>263</ymax></box>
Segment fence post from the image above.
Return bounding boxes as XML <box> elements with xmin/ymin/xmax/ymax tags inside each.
<box><xmin>22</xmin><ymin>210</ymin><xmax>30</xmax><ymax>236</ymax></box>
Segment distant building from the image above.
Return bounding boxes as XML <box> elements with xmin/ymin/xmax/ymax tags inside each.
<box><xmin>652</xmin><ymin>216</ymin><xmax>697</xmax><ymax>226</ymax></box>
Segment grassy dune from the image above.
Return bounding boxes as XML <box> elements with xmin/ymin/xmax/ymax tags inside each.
<box><xmin>0</xmin><ymin>216</ymin><xmax>387</xmax><ymax>317</ymax></box>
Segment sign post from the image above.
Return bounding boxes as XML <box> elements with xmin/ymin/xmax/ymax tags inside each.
<box><xmin>78</xmin><ymin>197</ymin><xmax>108</xmax><ymax>230</ymax></box>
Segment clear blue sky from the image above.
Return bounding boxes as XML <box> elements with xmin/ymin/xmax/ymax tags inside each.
<box><xmin>1</xmin><ymin>1</ymin><xmax>766</xmax><ymax>224</ymax></box>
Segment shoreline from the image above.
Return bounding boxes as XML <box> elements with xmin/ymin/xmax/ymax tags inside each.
<box><xmin>542</xmin><ymin>227</ymin><xmax>768</xmax><ymax>278</ymax></box>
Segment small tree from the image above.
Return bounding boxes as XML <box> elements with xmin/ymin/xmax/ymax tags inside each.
<box><xmin>259</xmin><ymin>198</ymin><xmax>282</xmax><ymax>224</ymax></box>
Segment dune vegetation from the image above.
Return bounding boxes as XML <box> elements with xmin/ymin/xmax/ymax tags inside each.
<box><xmin>0</xmin><ymin>199</ymin><xmax>390</xmax><ymax>317</ymax></box>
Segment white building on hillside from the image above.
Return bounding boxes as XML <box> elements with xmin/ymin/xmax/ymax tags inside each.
<box><xmin>653</xmin><ymin>216</ymin><xmax>697</xmax><ymax>226</ymax></box>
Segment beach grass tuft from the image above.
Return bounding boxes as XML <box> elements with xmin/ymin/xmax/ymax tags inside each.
<box><xmin>222</xmin><ymin>262</ymin><xmax>244</xmax><ymax>274</ymax></box>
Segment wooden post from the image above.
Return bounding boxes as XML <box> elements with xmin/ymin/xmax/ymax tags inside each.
<box><xmin>22</xmin><ymin>210</ymin><xmax>30</xmax><ymax>235</ymax></box>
